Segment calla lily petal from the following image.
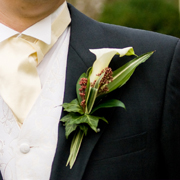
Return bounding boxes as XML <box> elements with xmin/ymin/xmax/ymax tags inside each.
<box><xmin>89</xmin><ymin>47</ymin><xmax>135</xmax><ymax>83</ymax></box>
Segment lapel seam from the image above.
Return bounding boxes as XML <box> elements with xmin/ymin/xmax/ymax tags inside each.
<box><xmin>69</xmin><ymin>43</ymin><xmax>91</xmax><ymax>69</ymax></box>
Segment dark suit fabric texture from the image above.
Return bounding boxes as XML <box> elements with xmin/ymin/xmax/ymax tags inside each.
<box><xmin>1</xmin><ymin>3</ymin><xmax>180</xmax><ymax>180</ymax></box>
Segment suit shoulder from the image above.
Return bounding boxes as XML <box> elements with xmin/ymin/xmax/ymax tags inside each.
<box><xmin>68</xmin><ymin>3</ymin><xmax>179</xmax><ymax>49</ymax></box>
<box><xmin>68</xmin><ymin>3</ymin><xmax>179</xmax><ymax>60</ymax></box>
<box><xmin>99</xmin><ymin>21</ymin><xmax>178</xmax><ymax>41</ymax></box>
<box><xmin>98</xmin><ymin>22</ymin><xmax>179</xmax><ymax>52</ymax></box>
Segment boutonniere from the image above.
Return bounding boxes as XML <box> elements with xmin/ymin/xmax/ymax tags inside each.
<box><xmin>61</xmin><ymin>47</ymin><xmax>154</xmax><ymax>168</ymax></box>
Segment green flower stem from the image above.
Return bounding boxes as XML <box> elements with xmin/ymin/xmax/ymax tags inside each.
<box><xmin>66</xmin><ymin>129</ymin><xmax>84</xmax><ymax>169</ymax></box>
<box><xmin>86</xmin><ymin>87</ymin><xmax>98</xmax><ymax>114</ymax></box>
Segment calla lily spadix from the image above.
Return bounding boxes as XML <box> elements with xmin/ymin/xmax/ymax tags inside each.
<box><xmin>89</xmin><ymin>47</ymin><xmax>136</xmax><ymax>83</ymax></box>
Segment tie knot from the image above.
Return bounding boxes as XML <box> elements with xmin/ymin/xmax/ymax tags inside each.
<box><xmin>13</xmin><ymin>35</ymin><xmax>39</xmax><ymax>66</ymax></box>
<box><xmin>13</xmin><ymin>35</ymin><xmax>44</xmax><ymax>66</ymax></box>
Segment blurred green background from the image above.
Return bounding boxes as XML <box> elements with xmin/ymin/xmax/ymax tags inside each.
<box><xmin>67</xmin><ymin>0</ymin><xmax>180</xmax><ymax>38</ymax></box>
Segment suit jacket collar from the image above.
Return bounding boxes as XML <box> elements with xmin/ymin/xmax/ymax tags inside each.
<box><xmin>50</xmin><ymin>3</ymin><xmax>110</xmax><ymax>180</ymax></box>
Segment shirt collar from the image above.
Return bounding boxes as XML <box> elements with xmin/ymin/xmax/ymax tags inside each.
<box><xmin>0</xmin><ymin>1</ymin><xmax>67</xmax><ymax>45</ymax></box>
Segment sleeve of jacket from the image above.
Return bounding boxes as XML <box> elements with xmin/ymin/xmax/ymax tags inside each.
<box><xmin>161</xmin><ymin>39</ymin><xmax>180</xmax><ymax>179</ymax></box>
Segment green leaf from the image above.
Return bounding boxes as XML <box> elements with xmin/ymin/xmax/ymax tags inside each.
<box><xmin>96</xmin><ymin>116</ymin><xmax>108</xmax><ymax>123</ymax></box>
<box><xmin>65</xmin><ymin>123</ymin><xmax>77</xmax><ymax>139</ymax></box>
<box><xmin>91</xmin><ymin>99</ymin><xmax>126</xmax><ymax>114</ymax></box>
<box><xmin>61</xmin><ymin>112</ymin><xmax>108</xmax><ymax>138</ymax></box>
<box><xmin>68</xmin><ymin>114</ymin><xmax>99</xmax><ymax>132</ymax></box>
<box><xmin>60</xmin><ymin>113</ymin><xmax>78</xmax><ymax>139</ymax></box>
<box><xmin>107</xmin><ymin>51</ymin><xmax>154</xmax><ymax>93</ymax></box>
<box><xmin>62</xmin><ymin>99</ymin><xmax>84</xmax><ymax>115</ymax></box>
<box><xmin>76</xmin><ymin>73</ymin><xmax>87</xmax><ymax>105</ymax></box>
<box><xmin>66</xmin><ymin>130</ymin><xmax>84</xmax><ymax>169</ymax></box>
<box><xmin>86</xmin><ymin>73</ymin><xmax>91</xmax><ymax>101</ymax></box>
<box><xmin>86</xmin><ymin>67</ymin><xmax>92</xmax><ymax>77</ymax></box>
<box><xmin>61</xmin><ymin>113</ymin><xmax>102</xmax><ymax>135</ymax></box>
<box><xmin>60</xmin><ymin>113</ymin><xmax>72</xmax><ymax>123</ymax></box>
<box><xmin>79</xmin><ymin>125</ymin><xmax>88</xmax><ymax>136</ymax></box>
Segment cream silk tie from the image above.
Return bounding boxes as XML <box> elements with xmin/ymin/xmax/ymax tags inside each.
<box><xmin>0</xmin><ymin>3</ymin><xmax>71</xmax><ymax>127</ymax></box>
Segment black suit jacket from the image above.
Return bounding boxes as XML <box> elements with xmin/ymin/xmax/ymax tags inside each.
<box><xmin>1</xmin><ymin>3</ymin><xmax>180</xmax><ymax>180</ymax></box>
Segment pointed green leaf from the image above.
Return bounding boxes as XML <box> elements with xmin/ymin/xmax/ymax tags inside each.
<box><xmin>86</xmin><ymin>72</ymin><xmax>91</xmax><ymax>100</ymax></box>
<box><xmin>66</xmin><ymin>130</ymin><xmax>84</xmax><ymax>169</ymax></box>
<box><xmin>96</xmin><ymin>116</ymin><xmax>108</xmax><ymax>123</ymax></box>
<box><xmin>62</xmin><ymin>99</ymin><xmax>84</xmax><ymax>115</ymax></box>
<box><xmin>60</xmin><ymin>113</ymin><xmax>72</xmax><ymax>123</ymax></box>
<box><xmin>91</xmin><ymin>99</ymin><xmax>125</xmax><ymax>114</ymax></box>
<box><xmin>62</xmin><ymin>113</ymin><xmax>100</xmax><ymax>133</ymax></box>
<box><xmin>65</xmin><ymin>123</ymin><xmax>77</xmax><ymax>139</ymax></box>
<box><xmin>84</xmin><ymin>115</ymin><xmax>99</xmax><ymax>132</ymax></box>
<box><xmin>60</xmin><ymin>113</ymin><xmax>78</xmax><ymax>138</ymax></box>
<box><xmin>67</xmin><ymin>114</ymin><xmax>98</xmax><ymax>132</ymax></box>
<box><xmin>86</xmin><ymin>67</ymin><xmax>92</xmax><ymax>77</ymax></box>
<box><xmin>107</xmin><ymin>51</ymin><xmax>154</xmax><ymax>93</ymax></box>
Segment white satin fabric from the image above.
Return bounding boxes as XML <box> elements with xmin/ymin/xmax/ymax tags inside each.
<box><xmin>0</xmin><ymin>27</ymin><xmax>70</xmax><ymax>180</ymax></box>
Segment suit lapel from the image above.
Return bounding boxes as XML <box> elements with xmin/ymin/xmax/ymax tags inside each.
<box><xmin>50</xmin><ymin>4</ymin><xmax>110</xmax><ymax>180</ymax></box>
<box><xmin>50</xmin><ymin>45</ymin><xmax>108</xmax><ymax>180</ymax></box>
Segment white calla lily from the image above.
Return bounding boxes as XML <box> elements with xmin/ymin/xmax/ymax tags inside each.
<box><xmin>61</xmin><ymin>45</ymin><xmax>154</xmax><ymax>169</ymax></box>
<box><xmin>89</xmin><ymin>47</ymin><xmax>135</xmax><ymax>83</ymax></box>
